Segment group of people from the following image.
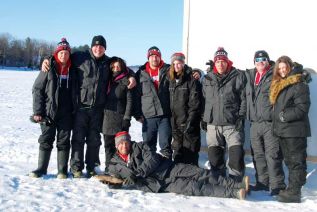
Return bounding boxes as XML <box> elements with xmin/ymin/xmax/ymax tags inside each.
<box><xmin>29</xmin><ymin>35</ymin><xmax>311</xmax><ymax>203</ymax></box>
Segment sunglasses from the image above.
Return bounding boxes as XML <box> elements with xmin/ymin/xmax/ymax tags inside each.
<box><xmin>255</xmin><ymin>57</ymin><xmax>268</xmax><ymax>62</ymax></box>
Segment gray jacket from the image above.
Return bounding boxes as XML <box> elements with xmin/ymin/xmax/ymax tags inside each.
<box><xmin>245</xmin><ymin>62</ymin><xmax>274</xmax><ymax>122</ymax></box>
<box><xmin>135</xmin><ymin>63</ymin><xmax>171</xmax><ymax>119</ymax></box>
<box><xmin>202</xmin><ymin>67</ymin><xmax>246</xmax><ymax>125</ymax></box>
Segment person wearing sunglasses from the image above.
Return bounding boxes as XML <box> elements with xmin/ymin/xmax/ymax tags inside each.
<box><xmin>245</xmin><ymin>50</ymin><xmax>286</xmax><ymax>195</ymax></box>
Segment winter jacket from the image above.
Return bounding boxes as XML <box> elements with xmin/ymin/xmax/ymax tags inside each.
<box><xmin>109</xmin><ymin>142</ymin><xmax>173</xmax><ymax>193</ymax></box>
<box><xmin>102</xmin><ymin>71</ymin><xmax>133</xmax><ymax>135</ymax></box>
<box><xmin>134</xmin><ymin>63</ymin><xmax>171</xmax><ymax>119</ymax></box>
<box><xmin>245</xmin><ymin>61</ymin><xmax>275</xmax><ymax>122</ymax></box>
<box><xmin>270</xmin><ymin>63</ymin><xmax>311</xmax><ymax>138</ymax></box>
<box><xmin>168</xmin><ymin>65</ymin><xmax>202</xmax><ymax>127</ymax></box>
<box><xmin>32</xmin><ymin>57</ymin><xmax>76</xmax><ymax>120</ymax></box>
<box><xmin>71</xmin><ymin>50</ymin><xmax>110</xmax><ymax>109</ymax></box>
<box><xmin>202</xmin><ymin>67</ymin><xmax>247</xmax><ymax>125</ymax></box>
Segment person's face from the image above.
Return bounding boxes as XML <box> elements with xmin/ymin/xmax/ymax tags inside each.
<box><xmin>255</xmin><ymin>58</ymin><xmax>269</xmax><ymax>73</ymax></box>
<box><xmin>57</xmin><ymin>50</ymin><xmax>70</xmax><ymax>65</ymax></box>
<box><xmin>91</xmin><ymin>45</ymin><xmax>105</xmax><ymax>59</ymax></box>
<box><xmin>173</xmin><ymin>60</ymin><xmax>184</xmax><ymax>74</ymax></box>
<box><xmin>215</xmin><ymin>59</ymin><xmax>228</xmax><ymax>75</ymax></box>
<box><xmin>117</xmin><ymin>140</ymin><xmax>131</xmax><ymax>155</ymax></box>
<box><xmin>277</xmin><ymin>62</ymin><xmax>290</xmax><ymax>78</ymax></box>
<box><xmin>148</xmin><ymin>55</ymin><xmax>161</xmax><ymax>69</ymax></box>
<box><xmin>111</xmin><ymin>61</ymin><xmax>121</xmax><ymax>73</ymax></box>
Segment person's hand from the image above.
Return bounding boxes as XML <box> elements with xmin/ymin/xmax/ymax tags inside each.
<box><xmin>127</xmin><ymin>77</ymin><xmax>136</xmax><ymax>89</ymax></box>
<box><xmin>192</xmin><ymin>71</ymin><xmax>201</xmax><ymax>80</ymax></box>
<box><xmin>41</xmin><ymin>59</ymin><xmax>50</xmax><ymax>72</ymax></box>
<box><xmin>122</xmin><ymin>119</ymin><xmax>131</xmax><ymax>131</ymax></box>
<box><xmin>200</xmin><ymin>121</ymin><xmax>207</xmax><ymax>132</ymax></box>
<box><xmin>235</xmin><ymin>116</ymin><xmax>245</xmax><ymax>131</ymax></box>
<box><xmin>33</xmin><ymin>115</ymin><xmax>42</xmax><ymax>122</ymax></box>
<box><xmin>123</xmin><ymin>174</ymin><xmax>137</xmax><ymax>186</ymax></box>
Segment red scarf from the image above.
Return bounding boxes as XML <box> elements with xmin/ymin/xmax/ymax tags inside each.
<box><xmin>255</xmin><ymin>65</ymin><xmax>270</xmax><ymax>85</ymax></box>
<box><xmin>145</xmin><ymin>60</ymin><xmax>164</xmax><ymax>91</ymax></box>
<box><xmin>117</xmin><ymin>151</ymin><xmax>129</xmax><ymax>163</ymax></box>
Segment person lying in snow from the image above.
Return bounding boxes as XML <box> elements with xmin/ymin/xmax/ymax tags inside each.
<box><xmin>101</xmin><ymin>131</ymin><xmax>249</xmax><ymax>200</ymax></box>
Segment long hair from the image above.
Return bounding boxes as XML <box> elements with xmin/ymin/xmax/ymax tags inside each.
<box><xmin>272</xmin><ymin>55</ymin><xmax>293</xmax><ymax>82</ymax></box>
<box><xmin>169</xmin><ymin>63</ymin><xmax>184</xmax><ymax>81</ymax></box>
<box><xmin>109</xmin><ymin>56</ymin><xmax>127</xmax><ymax>73</ymax></box>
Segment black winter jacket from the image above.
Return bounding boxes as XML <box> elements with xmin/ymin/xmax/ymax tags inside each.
<box><xmin>71</xmin><ymin>50</ymin><xmax>110</xmax><ymax>109</ymax></box>
<box><xmin>135</xmin><ymin>63</ymin><xmax>171</xmax><ymax>119</ymax></box>
<box><xmin>202</xmin><ymin>67</ymin><xmax>247</xmax><ymax>125</ymax></box>
<box><xmin>270</xmin><ymin>63</ymin><xmax>311</xmax><ymax>138</ymax></box>
<box><xmin>32</xmin><ymin>57</ymin><xmax>76</xmax><ymax>120</ymax></box>
<box><xmin>102</xmin><ymin>71</ymin><xmax>133</xmax><ymax>135</ymax></box>
<box><xmin>245</xmin><ymin>61</ymin><xmax>275</xmax><ymax>122</ymax></box>
<box><xmin>168</xmin><ymin>66</ymin><xmax>202</xmax><ymax>126</ymax></box>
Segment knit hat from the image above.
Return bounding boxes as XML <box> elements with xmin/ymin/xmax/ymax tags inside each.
<box><xmin>114</xmin><ymin>131</ymin><xmax>131</xmax><ymax>148</ymax></box>
<box><xmin>54</xmin><ymin>38</ymin><xmax>71</xmax><ymax>55</ymax></box>
<box><xmin>91</xmin><ymin>35</ymin><xmax>107</xmax><ymax>49</ymax></box>
<box><xmin>147</xmin><ymin>46</ymin><xmax>161</xmax><ymax>59</ymax></box>
<box><xmin>214</xmin><ymin>47</ymin><xmax>228</xmax><ymax>62</ymax></box>
<box><xmin>171</xmin><ymin>52</ymin><xmax>185</xmax><ymax>64</ymax></box>
<box><xmin>254</xmin><ymin>50</ymin><xmax>270</xmax><ymax>63</ymax></box>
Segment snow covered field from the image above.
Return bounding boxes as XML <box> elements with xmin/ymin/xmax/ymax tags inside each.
<box><xmin>0</xmin><ymin>70</ymin><xmax>316</xmax><ymax>211</ymax></box>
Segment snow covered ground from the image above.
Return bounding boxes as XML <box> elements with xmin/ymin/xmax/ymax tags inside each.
<box><xmin>0</xmin><ymin>70</ymin><xmax>316</xmax><ymax>211</ymax></box>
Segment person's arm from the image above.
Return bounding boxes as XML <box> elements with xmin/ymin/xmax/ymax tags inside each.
<box><xmin>32</xmin><ymin>71</ymin><xmax>48</xmax><ymax>119</ymax></box>
<box><xmin>41</xmin><ymin>55</ymin><xmax>53</xmax><ymax>72</ymax></box>
<box><xmin>185</xmin><ymin>78</ymin><xmax>202</xmax><ymax>133</ymax></box>
<box><xmin>279</xmin><ymin>83</ymin><xmax>310</xmax><ymax>122</ymax></box>
<box><xmin>134</xmin><ymin>143</ymin><xmax>162</xmax><ymax>177</ymax></box>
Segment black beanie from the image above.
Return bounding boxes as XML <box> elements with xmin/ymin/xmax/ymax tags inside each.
<box><xmin>254</xmin><ymin>50</ymin><xmax>270</xmax><ymax>62</ymax></box>
<box><xmin>91</xmin><ymin>35</ymin><xmax>107</xmax><ymax>49</ymax></box>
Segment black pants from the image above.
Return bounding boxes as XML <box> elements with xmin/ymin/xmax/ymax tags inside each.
<box><xmin>171</xmin><ymin>120</ymin><xmax>200</xmax><ymax>166</ymax></box>
<box><xmin>103</xmin><ymin>134</ymin><xmax>116</xmax><ymax>168</ymax></box>
<box><xmin>38</xmin><ymin>114</ymin><xmax>72</xmax><ymax>152</ymax></box>
<box><xmin>70</xmin><ymin>107</ymin><xmax>103</xmax><ymax>172</ymax></box>
<box><xmin>250</xmin><ymin>122</ymin><xmax>285</xmax><ymax>189</ymax></box>
<box><xmin>279</xmin><ymin>137</ymin><xmax>307</xmax><ymax>192</ymax></box>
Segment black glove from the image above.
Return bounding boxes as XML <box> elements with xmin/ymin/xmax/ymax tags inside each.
<box><xmin>123</xmin><ymin>174</ymin><xmax>137</xmax><ymax>186</ymax></box>
<box><xmin>122</xmin><ymin>119</ymin><xmax>131</xmax><ymax>131</ymax></box>
<box><xmin>200</xmin><ymin>121</ymin><xmax>207</xmax><ymax>132</ymax></box>
<box><xmin>235</xmin><ymin>117</ymin><xmax>245</xmax><ymax>131</ymax></box>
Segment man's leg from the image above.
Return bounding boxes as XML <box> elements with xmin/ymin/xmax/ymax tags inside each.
<box><xmin>158</xmin><ymin>117</ymin><xmax>173</xmax><ymax>158</ymax></box>
<box><xmin>142</xmin><ymin>117</ymin><xmax>159</xmax><ymax>151</ymax></box>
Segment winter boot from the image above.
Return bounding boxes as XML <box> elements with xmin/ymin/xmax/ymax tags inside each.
<box><xmin>277</xmin><ymin>188</ymin><xmax>301</xmax><ymax>203</ymax></box>
<box><xmin>29</xmin><ymin>150</ymin><xmax>51</xmax><ymax>178</ymax></box>
<box><xmin>57</xmin><ymin>150</ymin><xmax>70</xmax><ymax>179</ymax></box>
<box><xmin>249</xmin><ymin>182</ymin><xmax>269</xmax><ymax>192</ymax></box>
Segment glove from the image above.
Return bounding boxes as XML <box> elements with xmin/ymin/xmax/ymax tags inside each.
<box><xmin>30</xmin><ymin>115</ymin><xmax>53</xmax><ymax>126</ymax></box>
<box><xmin>122</xmin><ymin>119</ymin><xmax>131</xmax><ymax>131</ymax></box>
<box><xmin>123</xmin><ymin>174</ymin><xmax>137</xmax><ymax>186</ymax></box>
<box><xmin>200</xmin><ymin>121</ymin><xmax>207</xmax><ymax>132</ymax></box>
<box><xmin>235</xmin><ymin>117</ymin><xmax>245</xmax><ymax>131</ymax></box>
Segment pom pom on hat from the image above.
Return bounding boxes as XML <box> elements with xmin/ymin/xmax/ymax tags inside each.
<box><xmin>214</xmin><ymin>47</ymin><xmax>228</xmax><ymax>62</ymax></box>
<box><xmin>54</xmin><ymin>38</ymin><xmax>71</xmax><ymax>54</ymax></box>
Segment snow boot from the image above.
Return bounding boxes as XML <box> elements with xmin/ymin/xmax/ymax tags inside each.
<box><xmin>277</xmin><ymin>188</ymin><xmax>301</xmax><ymax>203</ymax></box>
<box><xmin>57</xmin><ymin>150</ymin><xmax>69</xmax><ymax>179</ymax></box>
<box><xmin>29</xmin><ymin>150</ymin><xmax>51</xmax><ymax>178</ymax></box>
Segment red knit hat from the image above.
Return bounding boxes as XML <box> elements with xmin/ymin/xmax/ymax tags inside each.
<box><xmin>171</xmin><ymin>52</ymin><xmax>185</xmax><ymax>63</ymax></box>
<box><xmin>214</xmin><ymin>47</ymin><xmax>228</xmax><ymax>62</ymax></box>
<box><xmin>147</xmin><ymin>46</ymin><xmax>161</xmax><ymax>59</ymax></box>
<box><xmin>54</xmin><ymin>38</ymin><xmax>71</xmax><ymax>55</ymax></box>
<box><xmin>114</xmin><ymin>131</ymin><xmax>131</xmax><ymax>148</ymax></box>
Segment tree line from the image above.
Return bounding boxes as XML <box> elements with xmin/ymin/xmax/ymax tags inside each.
<box><xmin>0</xmin><ymin>33</ymin><xmax>89</xmax><ymax>69</ymax></box>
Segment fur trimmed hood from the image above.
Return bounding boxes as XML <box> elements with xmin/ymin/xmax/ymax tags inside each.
<box><xmin>269</xmin><ymin>74</ymin><xmax>302</xmax><ymax>105</ymax></box>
